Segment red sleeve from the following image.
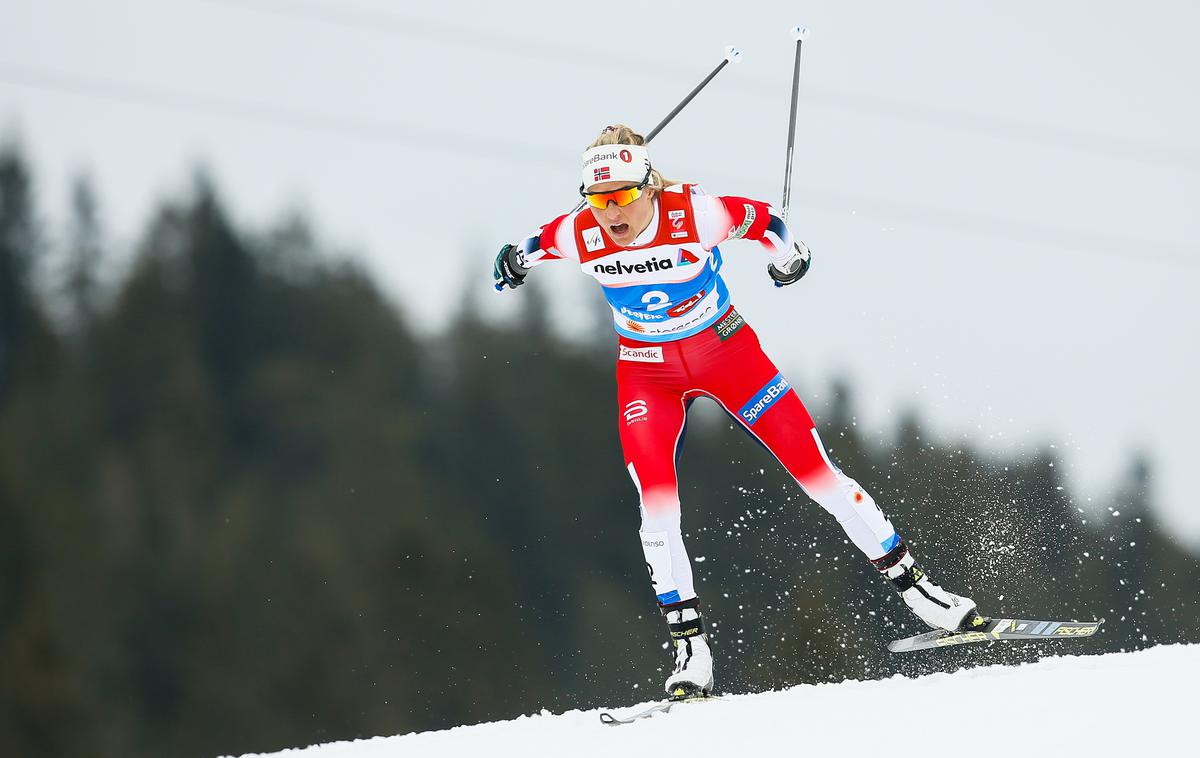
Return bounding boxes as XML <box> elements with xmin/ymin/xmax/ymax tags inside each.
<box><xmin>717</xmin><ymin>196</ymin><xmax>773</xmax><ymax>241</ymax></box>
<box><xmin>518</xmin><ymin>212</ymin><xmax>577</xmax><ymax>266</ymax></box>
<box><xmin>538</xmin><ymin>215</ymin><xmax>568</xmax><ymax>257</ymax></box>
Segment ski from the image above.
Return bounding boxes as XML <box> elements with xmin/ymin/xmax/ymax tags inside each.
<box><xmin>599</xmin><ymin>694</ymin><xmax>718</xmax><ymax>726</ymax></box>
<box><xmin>888</xmin><ymin>615</ymin><xmax>1105</xmax><ymax>653</ymax></box>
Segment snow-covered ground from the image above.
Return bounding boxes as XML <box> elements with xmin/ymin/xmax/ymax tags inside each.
<box><xmin>233</xmin><ymin>645</ymin><xmax>1192</xmax><ymax>758</ymax></box>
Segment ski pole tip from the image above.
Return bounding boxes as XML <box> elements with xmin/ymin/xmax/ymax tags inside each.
<box><xmin>724</xmin><ymin>45</ymin><xmax>743</xmax><ymax>64</ymax></box>
<box><xmin>790</xmin><ymin>26</ymin><xmax>810</xmax><ymax>42</ymax></box>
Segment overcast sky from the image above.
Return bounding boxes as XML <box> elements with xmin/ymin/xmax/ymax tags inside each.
<box><xmin>4</xmin><ymin>0</ymin><xmax>1198</xmax><ymax>545</ymax></box>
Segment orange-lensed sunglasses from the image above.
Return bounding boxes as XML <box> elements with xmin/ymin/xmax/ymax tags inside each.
<box><xmin>579</xmin><ymin>168</ymin><xmax>651</xmax><ymax>209</ymax></box>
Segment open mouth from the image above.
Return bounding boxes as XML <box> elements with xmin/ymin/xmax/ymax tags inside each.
<box><xmin>609</xmin><ymin>223</ymin><xmax>629</xmax><ymax>236</ymax></box>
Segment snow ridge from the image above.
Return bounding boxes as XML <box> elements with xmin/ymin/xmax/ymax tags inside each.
<box><xmin>232</xmin><ymin>645</ymin><xmax>1192</xmax><ymax>757</ymax></box>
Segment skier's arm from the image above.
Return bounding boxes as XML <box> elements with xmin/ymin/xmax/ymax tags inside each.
<box><xmin>494</xmin><ymin>213</ymin><xmax>578</xmax><ymax>291</ymax></box>
<box><xmin>695</xmin><ymin>194</ymin><xmax>811</xmax><ymax>286</ymax></box>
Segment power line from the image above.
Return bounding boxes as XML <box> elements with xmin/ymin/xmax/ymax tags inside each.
<box><xmin>792</xmin><ymin>187</ymin><xmax>1198</xmax><ymax>268</ymax></box>
<box><xmin>197</xmin><ymin>0</ymin><xmax>1200</xmax><ymax>174</ymax></box>
<box><xmin>0</xmin><ymin>62</ymin><xmax>562</xmax><ymax>168</ymax></box>
<box><xmin>1</xmin><ymin>62</ymin><xmax>1195</xmax><ymax>267</ymax></box>
<box><xmin>195</xmin><ymin>0</ymin><xmax>692</xmax><ymax>79</ymax></box>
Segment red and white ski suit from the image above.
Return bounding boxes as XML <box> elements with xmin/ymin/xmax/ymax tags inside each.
<box><xmin>518</xmin><ymin>185</ymin><xmax>899</xmax><ymax>607</ymax></box>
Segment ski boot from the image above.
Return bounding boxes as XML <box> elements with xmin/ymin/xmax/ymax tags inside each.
<box><xmin>661</xmin><ymin>599</ymin><xmax>713</xmax><ymax>700</ymax></box>
<box><xmin>872</xmin><ymin>539</ymin><xmax>977</xmax><ymax>631</ymax></box>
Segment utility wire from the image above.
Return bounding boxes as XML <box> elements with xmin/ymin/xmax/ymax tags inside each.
<box><xmin>0</xmin><ymin>63</ymin><xmax>561</xmax><ymax>168</ymax></box>
<box><xmin>196</xmin><ymin>0</ymin><xmax>1200</xmax><ymax>175</ymax></box>
<box><xmin>791</xmin><ymin>186</ymin><xmax>1198</xmax><ymax>267</ymax></box>
<box><xmin>1</xmin><ymin>62</ymin><xmax>1195</xmax><ymax>267</ymax></box>
<box><xmin>195</xmin><ymin>0</ymin><xmax>700</xmax><ymax>79</ymax></box>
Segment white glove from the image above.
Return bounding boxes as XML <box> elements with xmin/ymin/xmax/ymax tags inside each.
<box><xmin>768</xmin><ymin>241</ymin><xmax>811</xmax><ymax>287</ymax></box>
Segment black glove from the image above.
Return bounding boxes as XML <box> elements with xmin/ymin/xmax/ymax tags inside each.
<box><xmin>493</xmin><ymin>243</ymin><xmax>530</xmax><ymax>291</ymax></box>
<box><xmin>768</xmin><ymin>241</ymin><xmax>812</xmax><ymax>288</ymax></box>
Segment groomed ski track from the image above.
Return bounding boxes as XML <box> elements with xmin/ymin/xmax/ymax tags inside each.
<box><xmin>232</xmin><ymin>645</ymin><xmax>1192</xmax><ymax>757</ymax></box>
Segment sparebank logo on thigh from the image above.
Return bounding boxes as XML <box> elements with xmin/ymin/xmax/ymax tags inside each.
<box><xmin>739</xmin><ymin>373</ymin><xmax>791</xmax><ymax>426</ymax></box>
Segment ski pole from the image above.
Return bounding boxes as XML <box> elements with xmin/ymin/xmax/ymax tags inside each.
<box><xmin>779</xmin><ymin>26</ymin><xmax>808</xmax><ymax>223</ymax></box>
<box><xmin>569</xmin><ymin>45</ymin><xmax>743</xmax><ymax>212</ymax></box>
<box><xmin>645</xmin><ymin>46</ymin><xmax>743</xmax><ymax>143</ymax></box>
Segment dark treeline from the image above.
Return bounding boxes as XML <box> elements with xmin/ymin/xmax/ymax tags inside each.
<box><xmin>1</xmin><ymin>142</ymin><xmax>1197</xmax><ymax>758</ymax></box>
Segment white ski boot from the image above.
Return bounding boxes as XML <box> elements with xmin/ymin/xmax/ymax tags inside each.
<box><xmin>872</xmin><ymin>540</ymin><xmax>977</xmax><ymax>631</ymax></box>
<box><xmin>662</xmin><ymin>600</ymin><xmax>713</xmax><ymax>700</ymax></box>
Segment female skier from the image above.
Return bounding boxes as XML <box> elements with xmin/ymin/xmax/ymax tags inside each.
<box><xmin>493</xmin><ymin>125</ymin><xmax>976</xmax><ymax>700</ymax></box>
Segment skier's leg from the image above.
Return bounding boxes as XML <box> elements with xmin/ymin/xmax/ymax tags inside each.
<box><xmin>617</xmin><ymin>362</ymin><xmax>714</xmax><ymax>696</ymax></box>
<box><xmin>756</xmin><ymin>415</ymin><xmax>900</xmax><ymax>560</ymax></box>
<box><xmin>696</xmin><ymin>322</ymin><xmax>975</xmax><ymax>630</ymax></box>
<box><xmin>697</xmin><ymin>326</ymin><xmax>898</xmax><ymax>560</ymax></box>
<box><xmin>619</xmin><ymin>345</ymin><xmax>710</xmax><ymax>695</ymax></box>
<box><xmin>616</xmin><ymin>378</ymin><xmax>697</xmax><ymax>607</ymax></box>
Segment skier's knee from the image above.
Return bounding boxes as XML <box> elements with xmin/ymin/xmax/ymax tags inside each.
<box><xmin>636</xmin><ymin>483</ymin><xmax>681</xmax><ymax>532</ymax></box>
<box><xmin>805</xmin><ymin>472</ymin><xmax>875</xmax><ymax>516</ymax></box>
<box><xmin>639</xmin><ymin>502</ymin><xmax>681</xmax><ymax>533</ymax></box>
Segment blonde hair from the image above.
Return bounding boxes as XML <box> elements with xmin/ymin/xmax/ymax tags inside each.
<box><xmin>587</xmin><ymin>124</ymin><xmax>676</xmax><ymax>192</ymax></box>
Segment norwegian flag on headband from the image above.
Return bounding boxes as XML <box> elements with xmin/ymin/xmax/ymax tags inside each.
<box><xmin>593</xmin><ymin>166</ymin><xmax>611</xmax><ymax>182</ymax></box>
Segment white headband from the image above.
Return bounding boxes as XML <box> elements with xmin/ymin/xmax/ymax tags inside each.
<box><xmin>580</xmin><ymin>144</ymin><xmax>652</xmax><ymax>190</ymax></box>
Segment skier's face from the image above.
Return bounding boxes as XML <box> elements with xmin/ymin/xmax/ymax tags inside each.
<box><xmin>585</xmin><ymin>180</ymin><xmax>656</xmax><ymax>247</ymax></box>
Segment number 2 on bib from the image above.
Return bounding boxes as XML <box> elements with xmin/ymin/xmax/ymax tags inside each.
<box><xmin>642</xmin><ymin>291</ymin><xmax>671</xmax><ymax>312</ymax></box>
